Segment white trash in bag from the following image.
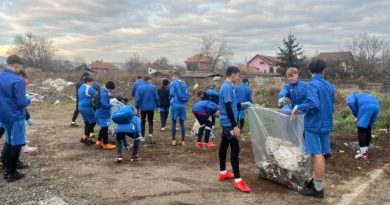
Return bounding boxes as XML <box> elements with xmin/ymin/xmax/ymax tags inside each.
<box><xmin>248</xmin><ymin>106</ymin><xmax>311</xmax><ymax>190</ymax></box>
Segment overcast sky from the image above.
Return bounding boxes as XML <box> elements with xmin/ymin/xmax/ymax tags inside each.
<box><xmin>0</xmin><ymin>0</ymin><xmax>389</xmax><ymax>64</ymax></box>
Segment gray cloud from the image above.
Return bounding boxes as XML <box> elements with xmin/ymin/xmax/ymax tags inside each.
<box><xmin>0</xmin><ymin>0</ymin><xmax>389</xmax><ymax>64</ymax></box>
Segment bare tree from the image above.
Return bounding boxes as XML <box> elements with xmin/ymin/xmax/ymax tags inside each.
<box><xmin>153</xmin><ymin>57</ymin><xmax>169</xmax><ymax>66</ymax></box>
<box><xmin>125</xmin><ymin>53</ymin><xmax>147</xmax><ymax>71</ymax></box>
<box><xmin>72</xmin><ymin>57</ymin><xmax>86</xmax><ymax>68</ymax></box>
<box><xmin>199</xmin><ymin>34</ymin><xmax>233</xmax><ymax>72</ymax></box>
<box><xmin>9</xmin><ymin>32</ymin><xmax>55</xmax><ymax>69</ymax></box>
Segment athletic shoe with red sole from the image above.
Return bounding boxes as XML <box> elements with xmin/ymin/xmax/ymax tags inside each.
<box><xmin>205</xmin><ymin>142</ymin><xmax>216</xmax><ymax>148</ymax></box>
<box><xmin>218</xmin><ymin>171</ymin><xmax>234</xmax><ymax>181</ymax></box>
<box><xmin>195</xmin><ymin>142</ymin><xmax>204</xmax><ymax>148</ymax></box>
<box><xmin>234</xmin><ymin>180</ymin><xmax>251</xmax><ymax>192</ymax></box>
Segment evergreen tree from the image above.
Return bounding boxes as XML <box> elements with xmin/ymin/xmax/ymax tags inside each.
<box><xmin>276</xmin><ymin>33</ymin><xmax>306</xmax><ymax>75</ymax></box>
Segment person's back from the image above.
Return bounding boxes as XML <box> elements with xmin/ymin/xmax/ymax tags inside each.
<box><xmin>78</xmin><ymin>84</ymin><xmax>96</xmax><ymax>109</ymax></box>
<box><xmin>95</xmin><ymin>88</ymin><xmax>111</xmax><ymax>118</ymax></box>
<box><xmin>136</xmin><ymin>81</ymin><xmax>159</xmax><ymax>111</ymax></box>
<box><xmin>351</xmin><ymin>93</ymin><xmax>379</xmax><ymax>107</ymax></box>
<box><xmin>158</xmin><ymin>85</ymin><xmax>170</xmax><ymax>109</ymax></box>
<box><xmin>170</xmin><ymin>79</ymin><xmax>189</xmax><ymax>104</ymax></box>
<box><xmin>235</xmin><ymin>83</ymin><xmax>252</xmax><ymax>104</ymax></box>
<box><xmin>131</xmin><ymin>77</ymin><xmax>143</xmax><ymax>97</ymax></box>
<box><xmin>192</xmin><ymin>100</ymin><xmax>219</xmax><ymax>118</ymax></box>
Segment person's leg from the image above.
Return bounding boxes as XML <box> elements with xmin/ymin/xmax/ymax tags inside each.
<box><xmin>160</xmin><ymin>111</ymin><xmax>165</xmax><ymax>128</ymax></box>
<box><xmin>195</xmin><ymin>114</ymin><xmax>206</xmax><ymax>143</ymax></box>
<box><xmin>148</xmin><ymin>111</ymin><xmax>154</xmax><ymax>135</ymax></box>
<box><xmin>240</xmin><ymin>119</ymin><xmax>245</xmax><ymax>130</ymax></box>
<box><xmin>164</xmin><ymin>110</ymin><xmax>169</xmax><ymax>127</ymax></box>
<box><xmin>101</xmin><ymin>127</ymin><xmax>109</xmax><ymax>144</ymax></box>
<box><xmin>357</xmin><ymin>126</ymin><xmax>368</xmax><ymax>154</ymax></box>
<box><xmin>84</xmin><ymin>121</ymin><xmax>90</xmax><ymax>136</ymax></box>
<box><xmin>1</xmin><ymin>143</ymin><xmax>10</xmax><ymax>166</ymax></box>
<box><xmin>116</xmin><ymin>133</ymin><xmax>124</xmax><ymax>156</ymax></box>
<box><xmin>204</xmin><ymin>120</ymin><xmax>213</xmax><ymax>143</ymax></box>
<box><xmin>141</xmin><ymin>110</ymin><xmax>147</xmax><ymax>137</ymax></box>
<box><xmin>97</xmin><ymin>126</ymin><xmax>103</xmax><ymax>142</ymax></box>
<box><xmin>219</xmin><ymin>128</ymin><xmax>230</xmax><ymax>172</ymax></box>
<box><xmin>179</xmin><ymin>119</ymin><xmax>185</xmax><ymax>141</ymax></box>
<box><xmin>365</xmin><ymin>126</ymin><xmax>372</xmax><ymax>148</ymax></box>
<box><xmin>179</xmin><ymin>105</ymin><xmax>186</xmax><ymax>141</ymax></box>
<box><xmin>72</xmin><ymin>98</ymin><xmax>79</xmax><ymax>123</ymax></box>
<box><xmin>312</xmin><ymin>154</ymin><xmax>325</xmax><ymax>190</ymax></box>
<box><xmin>230</xmin><ymin>137</ymin><xmax>241</xmax><ymax>179</ymax></box>
<box><xmin>171</xmin><ymin>119</ymin><xmax>177</xmax><ymax>140</ymax></box>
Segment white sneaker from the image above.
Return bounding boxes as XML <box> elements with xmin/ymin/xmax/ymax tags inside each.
<box><xmin>355</xmin><ymin>152</ymin><xmax>363</xmax><ymax>159</ymax></box>
<box><xmin>140</xmin><ymin>137</ymin><xmax>145</xmax><ymax>142</ymax></box>
<box><xmin>161</xmin><ymin>127</ymin><xmax>165</xmax><ymax>131</ymax></box>
<box><xmin>148</xmin><ymin>134</ymin><xmax>153</xmax><ymax>138</ymax></box>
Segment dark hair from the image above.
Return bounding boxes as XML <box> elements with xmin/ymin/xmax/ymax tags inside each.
<box><xmin>143</xmin><ymin>75</ymin><xmax>151</xmax><ymax>81</ymax></box>
<box><xmin>196</xmin><ymin>90</ymin><xmax>204</xmax><ymax>97</ymax></box>
<box><xmin>106</xmin><ymin>81</ymin><xmax>115</xmax><ymax>90</ymax></box>
<box><xmin>83</xmin><ymin>76</ymin><xmax>94</xmax><ymax>83</ymax></box>
<box><xmin>242</xmin><ymin>78</ymin><xmax>249</xmax><ymax>84</ymax></box>
<box><xmin>172</xmin><ymin>71</ymin><xmax>180</xmax><ymax>77</ymax></box>
<box><xmin>226</xmin><ymin>66</ymin><xmax>240</xmax><ymax>77</ymax></box>
<box><xmin>308</xmin><ymin>59</ymin><xmax>326</xmax><ymax>74</ymax></box>
<box><xmin>7</xmin><ymin>55</ymin><xmax>24</xmax><ymax>65</ymax></box>
<box><xmin>137</xmin><ymin>76</ymin><xmax>142</xmax><ymax>79</ymax></box>
<box><xmin>162</xmin><ymin>79</ymin><xmax>169</xmax><ymax>86</ymax></box>
<box><xmin>81</xmin><ymin>72</ymin><xmax>90</xmax><ymax>78</ymax></box>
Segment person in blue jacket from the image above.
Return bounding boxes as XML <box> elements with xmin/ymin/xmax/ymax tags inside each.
<box><xmin>135</xmin><ymin>75</ymin><xmax>159</xmax><ymax>143</ymax></box>
<box><xmin>131</xmin><ymin>76</ymin><xmax>143</xmax><ymax>98</ymax></box>
<box><xmin>169</xmin><ymin>71</ymin><xmax>189</xmax><ymax>146</ymax></box>
<box><xmin>158</xmin><ymin>79</ymin><xmax>170</xmax><ymax>131</ymax></box>
<box><xmin>71</xmin><ymin>72</ymin><xmax>90</xmax><ymax>127</ymax></box>
<box><xmin>0</xmin><ymin>55</ymin><xmax>30</xmax><ymax>182</ymax></box>
<box><xmin>196</xmin><ymin>89</ymin><xmax>219</xmax><ymax>141</ymax></box>
<box><xmin>235</xmin><ymin>79</ymin><xmax>253</xmax><ymax>130</ymax></box>
<box><xmin>95</xmin><ymin>81</ymin><xmax>116</xmax><ymax>150</ymax></box>
<box><xmin>277</xmin><ymin>67</ymin><xmax>308</xmax><ymax>111</ymax></box>
<box><xmin>291</xmin><ymin>59</ymin><xmax>335</xmax><ymax>198</ymax></box>
<box><xmin>346</xmin><ymin>93</ymin><xmax>381</xmax><ymax>160</ymax></box>
<box><xmin>78</xmin><ymin>76</ymin><xmax>97</xmax><ymax>145</ymax></box>
<box><xmin>192</xmin><ymin>100</ymin><xmax>219</xmax><ymax>148</ymax></box>
<box><xmin>114</xmin><ymin>106</ymin><xmax>142</xmax><ymax>163</ymax></box>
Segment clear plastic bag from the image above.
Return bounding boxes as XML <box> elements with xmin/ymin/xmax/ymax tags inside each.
<box><xmin>109</xmin><ymin>98</ymin><xmax>125</xmax><ymax>138</ymax></box>
<box><xmin>248</xmin><ymin>107</ymin><xmax>311</xmax><ymax>190</ymax></box>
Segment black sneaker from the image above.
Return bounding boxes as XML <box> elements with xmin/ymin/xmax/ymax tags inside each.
<box><xmin>16</xmin><ymin>160</ymin><xmax>28</xmax><ymax>169</ymax></box>
<box><xmin>80</xmin><ymin>138</ymin><xmax>92</xmax><ymax>145</ymax></box>
<box><xmin>130</xmin><ymin>155</ymin><xmax>141</xmax><ymax>161</ymax></box>
<box><xmin>304</xmin><ymin>178</ymin><xmax>314</xmax><ymax>188</ymax></box>
<box><xmin>5</xmin><ymin>171</ymin><xmax>25</xmax><ymax>182</ymax></box>
<box><xmin>323</xmin><ymin>153</ymin><xmax>332</xmax><ymax>160</ymax></box>
<box><xmin>299</xmin><ymin>186</ymin><xmax>324</xmax><ymax>199</ymax></box>
<box><xmin>70</xmin><ymin>122</ymin><xmax>78</xmax><ymax>127</ymax></box>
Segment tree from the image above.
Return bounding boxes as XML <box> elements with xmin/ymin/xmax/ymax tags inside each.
<box><xmin>276</xmin><ymin>33</ymin><xmax>306</xmax><ymax>75</ymax></box>
<box><xmin>153</xmin><ymin>57</ymin><xmax>168</xmax><ymax>66</ymax></box>
<box><xmin>125</xmin><ymin>53</ymin><xmax>146</xmax><ymax>71</ymax></box>
<box><xmin>199</xmin><ymin>34</ymin><xmax>233</xmax><ymax>72</ymax></box>
<box><xmin>9</xmin><ymin>32</ymin><xmax>55</xmax><ymax>69</ymax></box>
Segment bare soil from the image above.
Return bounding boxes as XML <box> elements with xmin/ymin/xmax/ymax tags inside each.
<box><xmin>0</xmin><ymin>104</ymin><xmax>389</xmax><ymax>205</ymax></box>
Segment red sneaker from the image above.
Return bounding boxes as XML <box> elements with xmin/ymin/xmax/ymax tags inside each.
<box><xmin>195</xmin><ymin>142</ymin><xmax>204</xmax><ymax>148</ymax></box>
<box><xmin>205</xmin><ymin>142</ymin><xmax>216</xmax><ymax>148</ymax></box>
<box><xmin>234</xmin><ymin>180</ymin><xmax>251</xmax><ymax>192</ymax></box>
<box><xmin>218</xmin><ymin>171</ymin><xmax>234</xmax><ymax>181</ymax></box>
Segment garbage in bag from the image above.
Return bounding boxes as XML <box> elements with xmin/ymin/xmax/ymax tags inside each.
<box><xmin>248</xmin><ymin>106</ymin><xmax>311</xmax><ymax>190</ymax></box>
<box><xmin>109</xmin><ymin>98</ymin><xmax>125</xmax><ymax>138</ymax></box>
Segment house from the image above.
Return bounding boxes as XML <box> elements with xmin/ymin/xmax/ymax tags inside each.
<box><xmin>247</xmin><ymin>55</ymin><xmax>280</xmax><ymax>73</ymax></box>
<box><xmin>317</xmin><ymin>51</ymin><xmax>354</xmax><ymax>72</ymax></box>
<box><xmin>184</xmin><ymin>54</ymin><xmax>212</xmax><ymax>71</ymax></box>
<box><xmin>89</xmin><ymin>60</ymin><xmax>118</xmax><ymax>72</ymax></box>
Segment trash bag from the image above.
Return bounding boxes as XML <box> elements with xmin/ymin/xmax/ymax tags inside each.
<box><xmin>248</xmin><ymin>106</ymin><xmax>311</xmax><ymax>190</ymax></box>
<box><xmin>109</xmin><ymin>98</ymin><xmax>125</xmax><ymax>138</ymax></box>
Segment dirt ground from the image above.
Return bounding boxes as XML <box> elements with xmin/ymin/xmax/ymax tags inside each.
<box><xmin>0</xmin><ymin>103</ymin><xmax>389</xmax><ymax>205</ymax></box>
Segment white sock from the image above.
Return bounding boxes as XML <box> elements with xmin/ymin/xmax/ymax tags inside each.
<box><xmin>220</xmin><ymin>170</ymin><xmax>227</xmax><ymax>174</ymax></box>
<box><xmin>359</xmin><ymin>147</ymin><xmax>365</xmax><ymax>154</ymax></box>
<box><xmin>365</xmin><ymin>146</ymin><xmax>369</xmax><ymax>152</ymax></box>
<box><xmin>314</xmin><ymin>179</ymin><xmax>323</xmax><ymax>191</ymax></box>
<box><xmin>234</xmin><ymin>178</ymin><xmax>242</xmax><ymax>183</ymax></box>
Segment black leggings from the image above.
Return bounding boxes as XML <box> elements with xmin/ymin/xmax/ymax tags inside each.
<box><xmin>141</xmin><ymin>110</ymin><xmax>154</xmax><ymax>137</ymax></box>
<box><xmin>194</xmin><ymin>113</ymin><xmax>212</xmax><ymax>143</ymax></box>
<box><xmin>358</xmin><ymin>126</ymin><xmax>372</xmax><ymax>147</ymax></box>
<box><xmin>84</xmin><ymin>121</ymin><xmax>96</xmax><ymax>136</ymax></box>
<box><xmin>71</xmin><ymin>98</ymin><xmax>79</xmax><ymax>122</ymax></box>
<box><xmin>116</xmin><ymin>132</ymin><xmax>139</xmax><ymax>156</ymax></box>
<box><xmin>219</xmin><ymin>127</ymin><xmax>240</xmax><ymax>179</ymax></box>
<box><xmin>160</xmin><ymin>111</ymin><xmax>169</xmax><ymax>128</ymax></box>
<box><xmin>98</xmin><ymin>127</ymin><xmax>109</xmax><ymax>144</ymax></box>
<box><xmin>3</xmin><ymin>143</ymin><xmax>22</xmax><ymax>174</ymax></box>
<box><xmin>239</xmin><ymin>119</ymin><xmax>245</xmax><ymax>130</ymax></box>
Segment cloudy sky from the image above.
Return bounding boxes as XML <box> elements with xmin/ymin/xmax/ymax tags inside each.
<box><xmin>0</xmin><ymin>0</ymin><xmax>389</xmax><ymax>65</ymax></box>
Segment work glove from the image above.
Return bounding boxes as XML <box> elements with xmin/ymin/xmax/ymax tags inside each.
<box><xmin>240</xmin><ymin>102</ymin><xmax>253</xmax><ymax>109</ymax></box>
<box><xmin>278</xmin><ymin>97</ymin><xmax>288</xmax><ymax>108</ymax></box>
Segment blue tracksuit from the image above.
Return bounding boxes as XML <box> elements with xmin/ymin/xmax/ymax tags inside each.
<box><xmin>78</xmin><ymin>84</ymin><xmax>97</xmax><ymax>123</ymax></box>
<box><xmin>219</xmin><ymin>80</ymin><xmax>238</xmax><ymax>127</ymax></box>
<box><xmin>203</xmin><ymin>90</ymin><xmax>219</xmax><ymax>104</ymax></box>
<box><xmin>95</xmin><ymin>88</ymin><xmax>112</xmax><ymax>127</ymax></box>
<box><xmin>116</xmin><ymin>115</ymin><xmax>141</xmax><ymax>136</ymax></box>
<box><xmin>192</xmin><ymin>100</ymin><xmax>219</xmax><ymax>118</ymax></box>
<box><xmin>346</xmin><ymin>93</ymin><xmax>381</xmax><ymax>128</ymax></box>
<box><xmin>169</xmin><ymin>79</ymin><xmax>188</xmax><ymax>120</ymax></box>
<box><xmin>277</xmin><ymin>80</ymin><xmax>308</xmax><ymax>110</ymax></box>
<box><xmin>131</xmin><ymin>79</ymin><xmax>144</xmax><ymax>97</ymax></box>
<box><xmin>0</xmin><ymin>68</ymin><xmax>30</xmax><ymax>145</ymax></box>
<box><xmin>135</xmin><ymin>82</ymin><xmax>159</xmax><ymax>111</ymax></box>
<box><xmin>235</xmin><ymin>83</ymin><xmax>253</xmax><ymax>119</ymax></box>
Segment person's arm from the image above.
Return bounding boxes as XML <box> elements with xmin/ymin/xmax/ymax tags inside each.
<box><xmin>346</xmin><ymin>95</ymin><xmax>358</xmax><ymax>117</ymax></box>
<box><xmin>169</xmin><ymin>82</ymin><xmax>175</xmax><ymax>99</ymax></box>
<box><xmin>154</xmin><ymin>88</ymin><xmax>160</xmax><ymax>108</ymax></box>
<box><xmin>131</xmin><ymin>82</ymin><xmax>137</xmax><ymax>97</ymax></box>
<box><xmin>277</xmin><ymin>85</ymin><xmax>289</xmax><ymax>99</ymax></box>
<box><xmin>100</xmin><ymin>91</ymin><xmax>111</xmax><ymax>109</ymax></box>
<box><xmin>224</xmin><ymin>102</ymin><xmax>238</xmax><ymax>127</ymax></box>
<box><xmin>13</xmin><ymin>80</ymin><xmax>30</xmax><ymax>108</ymax></box>
<box><xmin>248</xmin><ymin>89</ymin><xmax>253</xmax><ymax>103</ymax></box>
<box><xmin>135</xmin><ymin>87</ymin><xmax>141</xmax><ymax>110</ymax></box>
<box><xmin>86</xmin><ymin>86</ymin><xmax>96</xmax><ymax>96</ymax></box>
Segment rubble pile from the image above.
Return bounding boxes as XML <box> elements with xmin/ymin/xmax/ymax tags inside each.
<box><xmin>28</xmin><ymin>78</ymin><xmax>75</xmax><ymax>104</ymax></box>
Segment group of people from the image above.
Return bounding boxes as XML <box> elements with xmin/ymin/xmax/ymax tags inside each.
<box><xmin>0</xmin><ymin>54</ymin><xmax>382</xmax><ymax>200</ymax></box>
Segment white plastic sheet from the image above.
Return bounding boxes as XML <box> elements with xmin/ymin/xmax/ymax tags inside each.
<box><xmin>248</xmin><ymin>106</ymin><xmax>311</xmax><ymax>190</ymax></box>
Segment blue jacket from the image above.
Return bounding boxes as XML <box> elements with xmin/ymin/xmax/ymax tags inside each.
<box><xmin>297</xmin><ymin>75</ymin><xmax>335</xmax><ymax>133</ymax></box>
<box><xmin>131</xmin><ymin>79</ymin><xmax>144</xmax><ymax>97</ymax></box>
<box><xmin>202</xmin><ymin>90</ymin><xmax>219</xmax><ymax>104</ymax></box>
<box><xmin>277</xmin><ymin>80</ymin><xmax>308</xmax><ymax>109</ymax></box>
<box><xmin>0</xmin><ymin>69</ymin><xmax>30</xmax><ymax>123</ymax></box>
<box><xmin>95</xmin><ymin>88</ymin><xmax>112</xmax><ymax>119</ymax></box>
<box><xmin>135</xmin><ymin>82</ymin><xmax>159</xmax><ymax>111</ymax></box>
<box><xmin>235</xmin><ymin>83</ymin><xmax>253</xmax><ymax>105</ymax></box>
<box><xmin>116</xmin><ymin>115</ymin><xmax>141</xmax><ymax>134</ymax></box>
<box><xmin>78</xmin><ymin>84</ymin><xmax>96</xmax><ymax>109</ymax></box>
<box><xmin>192</xmin><ymin>100</ymin><xmax>219</xmax><ymax>118</ymax></box>
<box><xmin>169</xmin><ymin>79</ymin><xmax>188</xmax><ymax>105</ymax></box>
<box><xmin>219</xmin><ymin>80</ymin><xmax>238</xmax><ymax>127</ymax></box>
<box><xmin>346</xmin><ymin>93</ymin><xmax>380</xmax><ymax>117</ymax></box>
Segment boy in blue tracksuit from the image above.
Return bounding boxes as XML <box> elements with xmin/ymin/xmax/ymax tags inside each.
<box><xmin>158</xmin><ymin>79</ymin><xmax>170</xmax><ymax>131</ymax></box>
<box><xmin>78</xmin><ymin>76</ymin><xmax>97</xmax><ymax>145</ymax></box>
<box><xmin>346</xmin><ymin>93</ymin><xmax>381</xmax><ymax>160</ymax></box>
<box><xmin>114</xmin><ymin>106</ymin><xmax>142</xmax><ymax>163</ymax></box>
<box><xmin>277</xmin><ymin>67</ymin><xmax>308</xmax><ymax>111</ymax></box>
<box><xmin>0</xmin><ymin>55</ymin><xmax>30</xmax><ymax>182</ymax></box>
<box><xmin>95</xmin><ymin>81</ymin><xmax>116</xmax><ymax>150</ymax></box>
<box><xmin>291</xmin><ymin>59</ymin><xmax>335</xmax><ymax>198</ymax></box>
<box><xmin>235</xmin><ymin>79</ymin><xmax>253</xmax><ymax>130</ymax></box>
<box><xmin>135</xmin><ymin>76</ymin><xmax>159</xmax><ymax>143</ymax></box>
<box><xmin>169</xmin><ymin>71</ymin><xmax>189</xmax><ymax>146</ymax></box>
<box><xmin>218</xmin><ymin>66</ymin><xmax>251</xmax><ymax>193</ymax></box>
<box><xmin>192</xmin><ymin>100</ymin><xmax>219</xmax><ymax>148</ymax></box>
<box><xmin>131</xmin><ymin>76</ymin><xmax>143</xmax><ymax>98</ymax></box>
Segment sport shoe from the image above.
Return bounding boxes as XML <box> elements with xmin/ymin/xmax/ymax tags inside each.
<box><xmin>195</xmin><ymin>142</ymin><xmax>204</xmax><ymax>148</ymax></box>
<box><xmin>218</xmin><ymin>171</ymin><xmax>234</xmax><ymax>181</ymax></box>
<box><xmin>130</xmin><ymin>155</ymin><xmax>141</xmax><ymax>161</ymax></box>
<box><xmin>80</xmin><ymin>137</ymin><xmax>92</xmax><ymax>145</ymax></box>
<box><xmin>140</xmin><ymin>136</ymin><xmax>145</xmax><ymax>142</ymax></box>
<box><xmin>90</xmin><ymin>132</ymin><xmax>96</xmax><ymax>139</ymax></box>
<box><xmin>161</xmin><ymin>127</ymin><xmax>165</xmax><ymax>131</ymax></box>
<box><xmin>180</xmin><ymin>140</ymin><xmax>186</xmax><ymax>146</ymax></box>
<box><xmin>5</xmin><ymin>171</ymin><xmax>25</xmax><ymax>182</ymax></box>
<box><xmin>205</xmin><ymin>142</ymin><xmax>216</xmax><ymax>148</ymax></box>
<box><xmin>355</xmin><ymin>152</ymin><xmax>368</xmax><ymax>160</ymax></box>
<box><xmin>299</xmin><ymin>186</ymin><xmax>324</xmax><ymax>198</ymax></box>
<box><xmin>172</xmin><ymin>140</ymin><xmax>177</xmax><ymax>146</ymax></box>
<box><xmin>116</xmin><ymin>155</ymin><xmax>123</xmax><ymax>163</ymax></box>
<box><xmin>304</xmin><ymin>178</ymin><xmax>314</xmax><ymax>188</ymax></box>
<box><xmin>16</xmin><ymin>160</ymin><xmax>28</xmax><ymax>169</ymax></box>
<box><xmin>234</xmin><ymin>180</ymin><xmax>251</xmax><ymax>192</ymax></box>
<box><xmin>70</xmin><ymin>122</ymin><xmax>78</xmax><ymax>127</ymax></box>
<box><xmin>95</xmin><ymin>140</ymin><xmax>102</xmax><ymax>147</ymax></box>
<box><xmin>102</xmin><ymin>144</ymin><xmax>116</xmax><ymax>150</ymax></box>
